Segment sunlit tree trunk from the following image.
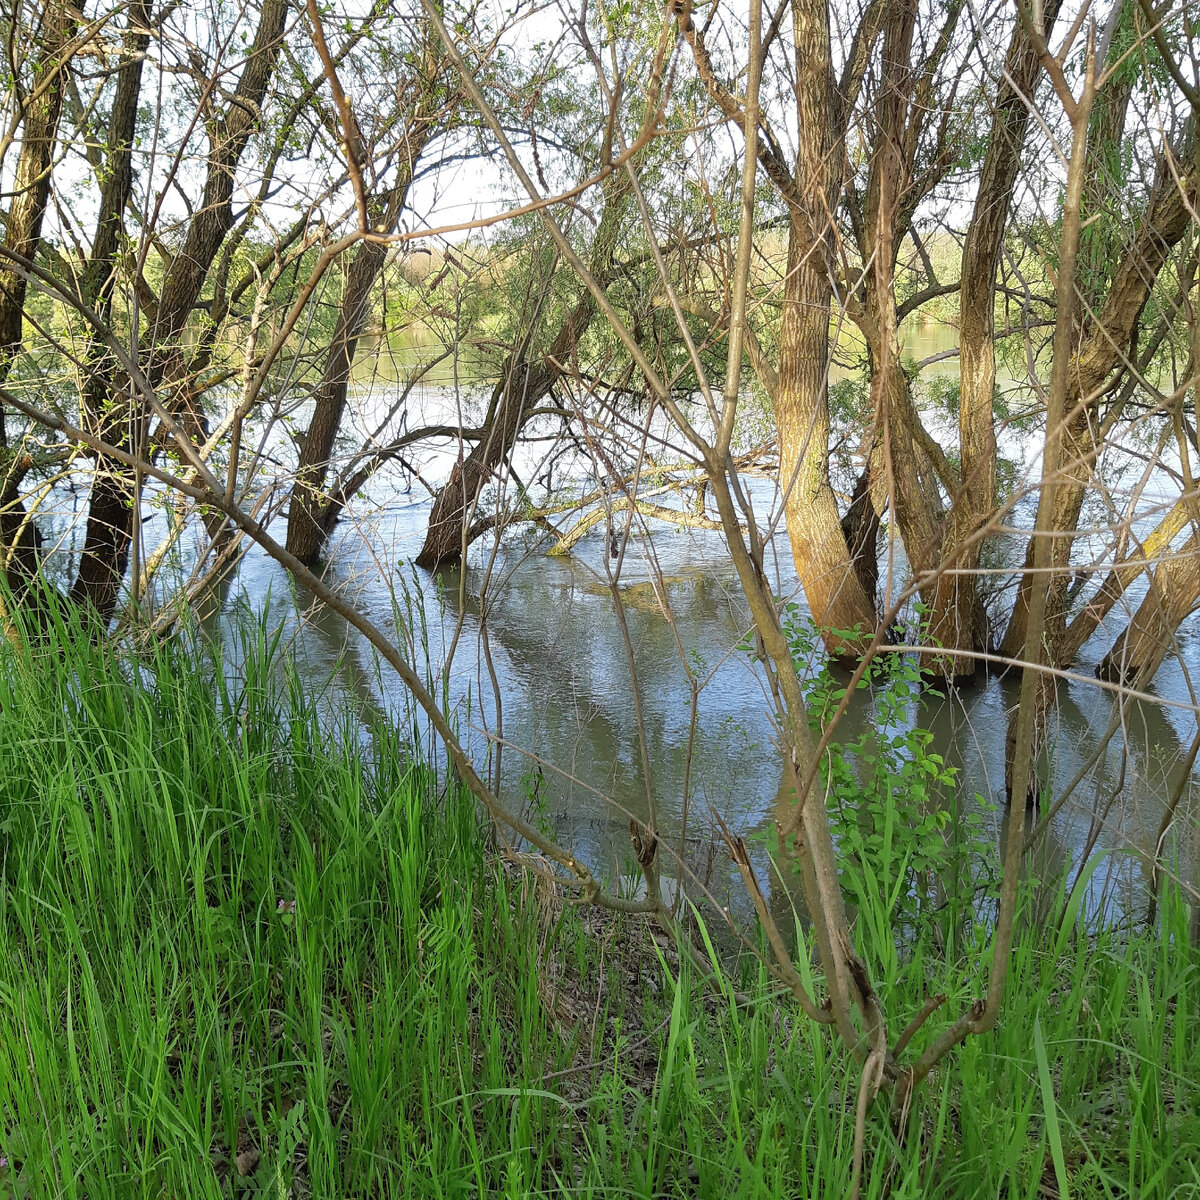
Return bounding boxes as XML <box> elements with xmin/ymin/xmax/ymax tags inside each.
<box><xmin>858</xmin><ymin>294</ymin><xmax>945</xmax><ymax>597</ymax></box>
<box><xmin>776</xmin><ymin>221</ymin><xmax>879</xmax><ymax>645</ymax></box>
<box><xmin>1097</xmin><ymin>531</ymin><xmax>1200</xmax><ymax>684</ymax></box>
<box><xmin>926</xmin><ymin>0</ymin><xmax>1062</xmax><ymax>683</ymax></box>
<box><xmin>416</xmin><ymin>162</ymin><xmax>635</xmax><ymax>570</ymax></box>
<box><xmin>775</xmin><ymin>0</ymin><xmax>878</xmax><ymax>651</ymax></box>
<box><xmin>1060</xmin><ymin>496</ymin><xmax>1189</xmax><ymax>663</ymax></box>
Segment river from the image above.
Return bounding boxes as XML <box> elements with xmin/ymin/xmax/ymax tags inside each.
<box><xmin>26</xmin><ymin>318</ymin><xmax>1200</xmax><ymax>926</ymax></box>
<box><xmin>193</xmin><ymin>317</ymin><xmax>1200</xmax><ymax>927</ymax></box>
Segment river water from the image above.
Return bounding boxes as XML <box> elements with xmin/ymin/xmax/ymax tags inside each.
<box><xmin>182</xmin><ymin>318</ymin><xmax>1197</xmax><ymax>928</ymax></box>
<box><xmin>30</xmin><ymin>319</ymin><xmax>1200</xmax><ymax>924</ymax></box>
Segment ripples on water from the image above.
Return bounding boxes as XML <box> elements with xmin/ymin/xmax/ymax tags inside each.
<box><xmin>26</xmin><ymin>322</ymin><xmax>1200</xmax><ymax>926</ymax></box>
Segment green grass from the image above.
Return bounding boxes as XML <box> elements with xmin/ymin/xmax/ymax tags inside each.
<box><xmin>0</xmin><ymin>607</ymin><xmax>1197</xmax><ymax>1197</ymax></box>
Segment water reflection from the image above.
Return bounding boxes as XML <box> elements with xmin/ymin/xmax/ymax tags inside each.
<box><xmin>208</xmin><ymin>501</ymin><xmax>1199</xmax><ymax>928</ymax></box>
<box><xmin>28</xmin><ymin>328</ymin><xmax>1198</xmax><ymax>927</ymax></box>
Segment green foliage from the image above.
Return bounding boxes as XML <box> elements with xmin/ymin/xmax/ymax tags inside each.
<box><xmin>782</xmin><ymin>610</ymin><xmax>994</xmax><ymax>963</ymax></box>
<box><xmin>912</xmin><ymin>372</ymin><xmax>960</xmax><ymax>419</ymax></box>
<box><xmin>0</xmin><ymin>609</ymin><xmax>1197</xmax><ymax>1198</ymax></box>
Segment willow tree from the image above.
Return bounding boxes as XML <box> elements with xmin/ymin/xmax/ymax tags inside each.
<box><xmin>838</xmin><ymin>0</ymin><xmax>969</xmax><ymax>616</ymax></box>
<box><xmin>0</xmin><ymin>0</ymin><xmax>78</xmax><ymax>597</ymax></box>
<box><xmin>414</xmin><ymin>14</ymin><xmax>676</xmax><ymax>569</ymax></box>
<box><xmin>682</xmin><ymin>0</ymin><xmax>881</xmax><ymax>651</ymax></box>
<box><xmin>63</xmin><ymin>0</ymin><xmax>290</xmax><ymax>619</ymax></box>
<box><xmin>926</xmin><ymin>0</ymin><xmax>1064</xmax><ymax>681</ymax></box>
<box><xmin>284</xmin><ymin>11</ymin><xmax>463</xmax><ymax>566</ymax></box>
<box><xmin>994</xmin><ymin>7</ymin><xmax>1198</xmax><ymax>795</ymax></box>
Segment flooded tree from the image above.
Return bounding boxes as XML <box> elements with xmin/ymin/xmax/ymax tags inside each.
<box><xmin>3</xmin><ymin>0</ymin><xmax>1200</xmax><ymax>1187</ymax></box>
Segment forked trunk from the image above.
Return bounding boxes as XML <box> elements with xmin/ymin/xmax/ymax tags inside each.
<box><xmin>926</xmin><ymin>0</ymin><xmax>1063</xmax><ymax>684</ymax></box>
<box><xmin>69</xmin><ymin>0</ymin><xmax>289</xmax><ymax>619</ymax></box>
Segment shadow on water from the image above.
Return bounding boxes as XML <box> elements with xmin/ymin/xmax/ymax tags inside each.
<box><xmin>228</xmin><ymin>524</ymin><xmax>1200</xmax><ymax>930</ymax></box>
<box><xmin>98</xmin><ymin>358</ymin><xmax>1199</xmax><ymax>930</ymax></box>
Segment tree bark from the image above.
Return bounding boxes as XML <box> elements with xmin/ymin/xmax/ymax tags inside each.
<box><xmin>775</xmin><ymin>0</ymin><xmax>878</xmax><ymax>650</ymax></box>
<box><xmin>415</xmin><ymin>166</ymin><xmax>633</xmax><ymax>569</ymax></box>
<box><xmin>926</xmin><ymin>0</ymin><xmax>1063</xmax><ymax>683</ymax></box>
<box><xmin>285</xmin><ymin>175</ymin><xmax>421</xmax><ymax>565</ymax></box>
<box><xmin>839</xmin><ymin>0</ymin><xmax>953</xmax><ymax>633</ymax></box>
<box><xmin>1059</xmin><ymin>496</ymin><xmax>1190</xmax><ymax>663</ymax></box>
<box><xmin>858</xmin><ymin>300</ymin><xmax>945</xmax><ymax>592</ymax></box>
<box><xmin>0</xmin><ymin>0</ymin><xmax>75</xmax><ymax>392</ymax></box>
<box><xmin>69</xmin><ymin>0</ymin><xmax>288</xmax><ymax>618</ymax></box>
<box><xmin>999</xmin><ymin>142</ymin><xmax>1197</xmax><ymax>664</ymax></box>
<box><xmin>415</xmin><ymin>348</ymin><xmax>566</xmax><ymax>569</ymax></box>
<box><xmin>840</xmin><ymin>461</ymin><xmax>881</xmax><ymax>608</ymax></box>
<box><xmin>1004</xmin><ymin>38</ymin><xmax>1096</xmax><ymax>807</ymax></box>
<box><xmin>0</xmin><ymin>0</ymin><xmax>77</xmax><ymax>595</ymax></box>
<box><xmin>286</xmin><ymin>237</ymin><xmax>390</xmax><ymax>564</ymax></box>
<box><xmin>1097</xmin><ymin>531</ymin><xmax>1200</xmax><ymax>684</ymax></box>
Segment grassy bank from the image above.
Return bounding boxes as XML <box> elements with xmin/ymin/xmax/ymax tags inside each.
<box><xmin>0</xmin><ymin>613</ymin><xmax>1197</xmax><ymax>1198</ymax></box>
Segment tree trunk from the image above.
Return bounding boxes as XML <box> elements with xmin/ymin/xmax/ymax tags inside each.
<box><xmin>999</xmin><ymin>133</ymin><xmax>1196</xmax><ymax>665</ymax></box>
<box><xmin>1097</xmin><ymin>532</ymin><xmax>1200</xmax><ymax>684</ymax></box>
<box><xmin>57</xmin><ymin>0</ymin><xmax>151</xmax><ymax>617</ymax></box>
<box><xmin>776</xmin><ymin>232</ymin><xmax>878</xmax><ymax>644</ymax></box>
<box><xmin>69</xmin><ymin>0</ymin><xmax>288</xmax><ymax>618</ymax></box>
<box><xmin>286</xmin><ymin>186</ymin><xmax>406</xmax><ymax>565</ymax></box>
<box><xmin>845</xmin><ymin>0</ymin><xmax>948</xmax><ymax>628</ymax></box>
<box><xmin>859</xmin><ymin>299</ymin><xmax>945</xmax><ymax>596</ymax></box>
<box><xmin>926</xmin><ymin>0</ymin><xmax>1062</xmax><ymax>684</ymax></box>
<box><xmin>0</xmin><ymin>0</ymin><xmax>74</xmax><ymax>393</ymax></box>
<box><xmin>1059</xmin><ymin>496</ymin><xmax>1190</xmax><ymax>663</ymax></box>
<box><xmin>776</xmin><ymin>0</ymin><xmax>877</xmax><ymax>651</ymax></box>
<box><xmin>0</xmin><ymin>0</ymin><xmax>76</xmax><ymax>597</ymax></box>
<box><xmin>415</xmin><ymin>159</ymin><xmax>636</xmax><ymax>570</ymax></box>
<box><xmin>416</xmin><ymin>356</ymin><xmax>560</xmax><ymax>568</ymax></box>
<box><xmin>1004</xmin><ymin>43</ymin><xmax>1096</xmax><ymax>807</ymax></box>
<box><xmin>841</xmin><ymin>462</ymin><xmax>882</xmax><ymax>609</ymax></box>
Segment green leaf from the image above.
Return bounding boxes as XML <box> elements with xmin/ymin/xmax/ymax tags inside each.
<box><xmin>1034</xmin><ymin>1014</ymin><xmax>1070</xmax><ymax>1200</ymax></box>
